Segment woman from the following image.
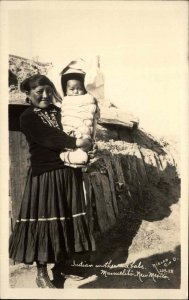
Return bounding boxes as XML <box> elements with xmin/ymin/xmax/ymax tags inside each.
<box><xmin>9</xmin><ymin>74</ymin><xmax>95</xmax><ymax>288</ymax></box>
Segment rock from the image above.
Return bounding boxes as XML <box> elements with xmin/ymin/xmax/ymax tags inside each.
<box><xmin>84</xmin><ymin>127</ymin><xmax>180</xmax><ymax>232</ymax></box>
<box><xmin>98</xmin><ymin>104</ymin><xmax>139</xmax><ymax>130</ymax></box>
<box><xmin>9</xmin><ymin>54</ymin><xmax>53</xmax><ymax>104</ymax></box>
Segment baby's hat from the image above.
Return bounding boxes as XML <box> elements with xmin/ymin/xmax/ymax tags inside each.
<box><xmin>60</xmin><ymin>57</ymin><xmax>104</xmax><ymax>100</ymax></box>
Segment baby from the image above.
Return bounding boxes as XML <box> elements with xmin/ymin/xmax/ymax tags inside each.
<box><xmin>60</xmin><ymin>73</ymin><xmax>100</xmax><ymax>167</ymax></box>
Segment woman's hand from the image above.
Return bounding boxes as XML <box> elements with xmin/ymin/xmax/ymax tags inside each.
<box><xmin>76</xmin><ymin>138</ymin><xmax>93</xmax><ymax>152</ymax></box>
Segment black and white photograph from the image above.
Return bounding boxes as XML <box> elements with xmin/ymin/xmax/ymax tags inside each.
<box><xmin>0</xmin><ymin>1</ymin><xmax>188</xmax><ymax>299</ymax></box>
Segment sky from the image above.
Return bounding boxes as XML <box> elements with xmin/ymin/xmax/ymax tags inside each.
<box><xmin>7</xmin><ymin>1</ymin><xmax>188</xmax><ymax>137</ymax></box>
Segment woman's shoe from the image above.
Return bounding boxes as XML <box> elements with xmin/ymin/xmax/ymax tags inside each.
<box><xmin>51</xmin><ymin>262</ymin><xmax>65</xmax><ymax>288</ymax></box>
<box><xmin>36</xmin><ymin>264</ymin><xmax>55</xmax><ymax>288</ymax></box>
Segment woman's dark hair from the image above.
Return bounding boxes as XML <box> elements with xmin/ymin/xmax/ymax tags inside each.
<box><xmin>61</xmin><ymin>73</ymin><xmax>86</xmax><ymax>96</ymax></box>
<box><xmin>21</xmin><ymin>74</ymin><xmax>55</xmax><ymax>92</ymax></box>
<box><xmin>20</xmin><ymin>74</ymin><xmax>62</xmax><ymax>104</ymax></box>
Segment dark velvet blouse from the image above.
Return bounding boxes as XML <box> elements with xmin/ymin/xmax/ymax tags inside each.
<box><xmin>20</xmin><ymin>105</ymin><xmax>76</xmax><ymax>176</ymax></box>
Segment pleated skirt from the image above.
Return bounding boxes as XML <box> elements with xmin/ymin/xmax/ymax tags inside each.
<box><xmin>9</xmin><ymin>167</ymin><xmax>95</xmax><ymax>264</ymax></box>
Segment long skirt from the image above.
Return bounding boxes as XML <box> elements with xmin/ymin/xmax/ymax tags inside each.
<box><xmin>9</xmin><ymin>167</ymin><xmax>95</xmax><ymax>264</ymax></box>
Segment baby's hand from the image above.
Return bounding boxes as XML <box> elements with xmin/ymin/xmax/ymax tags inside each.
<box><xmin>76</xmin><ymin>138</ymin><xmax>92</xmax><ymax>152</ymax></box>
<box><xmin>88</xmin><ymin>143</ymin><xmax>98</xmax><ymax>158</ymax></box>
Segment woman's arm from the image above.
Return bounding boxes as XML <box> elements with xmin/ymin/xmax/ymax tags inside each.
<box><xmin>20</xmin><ymin>111</ymin><xmax>77</xmax><ymax>151</ymax></box>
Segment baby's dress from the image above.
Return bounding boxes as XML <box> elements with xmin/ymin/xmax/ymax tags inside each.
<box><xmin>61</xmin><ymin>94</ymin><xmax>100</xmax><ymax>166</ymax></box>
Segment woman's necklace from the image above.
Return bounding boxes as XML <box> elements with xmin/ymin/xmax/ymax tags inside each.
<box><xmin>34</xmin><ymin>106</ymin><xmax>61</xmax><ymax>129</ymax></box>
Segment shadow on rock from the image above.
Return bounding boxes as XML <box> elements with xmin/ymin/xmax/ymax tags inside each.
<box><xmin>93</xmin><ymin>126</ymin><xmax>180</xmax><ymax>224</ymax></box>
<box><xmin>119</xmin><ymin>154</ymin><xmax>180</xmax><ymax>222</ymax></box>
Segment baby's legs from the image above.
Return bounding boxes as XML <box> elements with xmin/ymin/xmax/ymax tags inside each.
<box><xmin>60</xmin><ymin>148</ymin><xmax>88</xmax><ymax>166</ymax></box>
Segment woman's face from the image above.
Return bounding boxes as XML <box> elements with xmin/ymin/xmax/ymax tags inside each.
<box><xmin>28</xmin><ymin>85</ymin><xmax>53</xmax><ymax>109</ymax></box>
<box><xmin>66</xmin><ymin>80</ymin><xmax>85</xmax><ymax>96</ymax></box>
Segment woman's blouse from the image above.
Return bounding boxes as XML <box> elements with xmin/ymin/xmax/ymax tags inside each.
<box><xmin>20</xmin><ymin>105</ymin><xmax>76</xmax><ymax>176</ymax></box>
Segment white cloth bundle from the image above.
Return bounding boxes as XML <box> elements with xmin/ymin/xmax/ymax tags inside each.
<box><xmin>61</xmin><ymin>94</ymin><xmax>100</xmax><ymax>139</ymax></box>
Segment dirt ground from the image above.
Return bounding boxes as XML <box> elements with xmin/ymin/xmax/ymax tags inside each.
<box><xmin>9</xmin><ymin>201</ymin><xmax>180</xmax><ymax>289</ymax></box>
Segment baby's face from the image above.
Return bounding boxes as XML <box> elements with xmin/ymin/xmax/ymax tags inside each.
<box><xmin>66</xmin><ymin>80</ymin><xmax>85</xmax><ymax>96</ymax></box>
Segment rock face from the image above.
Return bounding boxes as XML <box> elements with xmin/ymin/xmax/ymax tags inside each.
<box><xmin>9</xmin><ymin>54</ymin><xmax>53</xmax><ymax>103</ymax></box>
<box><xmin>98</xmin><ymin>103</ymin><xmax>139</xmax><ymax>130</ymax></box>
<box><xmin>83</xmin><ymin>124</ymin><xmax>180</xmax><ymax>234</ymax></box>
